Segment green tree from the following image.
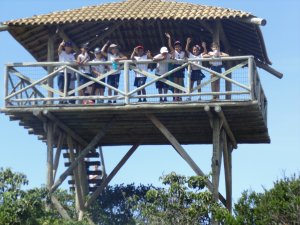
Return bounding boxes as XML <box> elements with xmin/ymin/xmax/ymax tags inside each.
<box><xmin>89</xmin><ymin>184</ymin><xmax>151</xmax><ymax>225</ymax></box>
<box><xmin>234</xmin><ymin>173</ymin><xmax>300</xmax><ymax>224</ymax></box>
<box><xmin>130</xmin><ymin>172</ymin><xmax>234</xmax><ymax>225</ymax></box>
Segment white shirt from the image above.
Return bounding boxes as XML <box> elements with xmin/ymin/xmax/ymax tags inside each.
<box><xmin>188</xmin><ymin>52</ymin><xmax>203</xmax><ymax>70</ymax></box>
<box><xmin>174</xmin><ymin>50</ymin><xmax>185</xmax><ymax>60</ymax></box>
<box><xmin>134</xmin><ymin>55</ymin><xmax>148</xmax><ymax>77</ymax></box>
<box><xmin>92</xmin><ymin>58</ymin><xmax>106</xmax><ymax>74</ymax></box>
<box><xmin>59</xmin><ymin>50</ymin><xmax>75</xmax><ymax>63</ymax></box>
<box><xmin>78</xmin><ymin>52</ymin><xmax>91</xmax><ymax>73</ymax></box>
<box><xmin>58</xmin><ymin>50</ymin><xmax>75</xmax><ymax>80</ymax></box>
<box><xmin>209</xmin><ymin>50</ymin><xmax>222</xmax><ymax>67</ymax></box>
<box><xmin>108</xmin><ymin>53</ymin><xmax>121</xmax><ymax>75</ymax></box>
<box><xmin>154</xmin><ymin>53</ymin><xmax>171</xmax><ymax>76</ymax></box>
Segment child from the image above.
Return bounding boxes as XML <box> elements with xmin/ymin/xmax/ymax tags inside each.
<box><xmin>91</xmin><ymin>47</ymin><xmax>106</xmax><ymax>104</ymax></box>
<box><xmin>153</xmin><ymin>47</ymin><xmax>171</xmax><ymax>102</ymax></box>
<box><xmin>77</xmin><ymin>42</ymin><xmax>93</xmax><ymax>104</ymax></box>
<box><xmin>165</xmin><ymin>33</ymin><xmax>186</xmax><ymax>101</ymax></box>
<box><xmin>57</xmin><ymin>40</ymin><xmax>76</xmax><ymax>104</ymax></box>
<box><xmin>204</xmin><ymin>42</ymin><xmax>229</xmax><ymax>100</ymax></box>
<box><xmin>130</xmin><ymin>45</ymin><xmax>152</xmax><ymax>102</ymax></box>
<box><xmin>185</xmin><ymin>37</ymin><xmax>207</xmax><ymax>101</ymax></box>
<box><xmin>101</xmin><ymin>42</ymin><xmax>127</xmax><ymax>103</ymax></box>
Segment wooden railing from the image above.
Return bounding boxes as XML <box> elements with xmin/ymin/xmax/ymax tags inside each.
<box><xmin>4</xmin><ymin>56</ymin><xmax>266</xmax><ymax>110</ymax></box>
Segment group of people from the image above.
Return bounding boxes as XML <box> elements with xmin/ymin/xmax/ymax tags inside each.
<box><xmin>57</xmin><ymin>33</ymin><xmax>229</xmax><ymax>104</ymax></box>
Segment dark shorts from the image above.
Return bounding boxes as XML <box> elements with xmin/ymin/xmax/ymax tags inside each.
<box><xmin>107</xmin><ymin>74</ymin><xmax>120</xmax><ymax>88</ymax></box>
<box><xmin>191</xmin><ymin>70</ymin><xmax>206</xmax><ymax>81</ymax></box>
<box><xmin>78</xmin><ymin>73</ymin><xmax>93</xmax><ymax>86</ymax></box>
<box><xmin>94</xmin><ymin>77</ymin><xmax>106</xmax><ymax>89</ymax></box>
<box><xmin>155</xmin><ymin>74</ymin><xmax>168</xmax><ymax>89</ymax></box>
<box><xmin>134</xmin><ymin>77</ymin><xmax>147</xmax><ymax>87</ymax></box>
<box><xmin>211</xmin><ymin>65</ymin><xmax>222</xmax><ymax>74</ymax></box>
<box><xmin>57</xmin><ymin>72</ymin><xmax>71</xmax><ymax>91</ymax></box>
<box><xmin>172</xmin><ymin>64</ymin><xmax>185</xmax><ymax>78</ymax></box>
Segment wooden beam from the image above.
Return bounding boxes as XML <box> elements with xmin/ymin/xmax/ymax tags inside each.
<box><xmin>47</xmin><ymin>29</ymin><xmax>55</xmax><ymax>100</ymax></box>
<box><xmin>222</xmin><ymin>130</ymin><xmax>232</xmax><ymax>213</ymax></box>
<box><xmin>50</xmin><ymin>116</ymin><xmax>116</xmax><ymax>193</ymax></box>
<box><xmin>212</xmin><ymin>115</ymin><xmax>222</xmax><ymax>202</ymax></box>
<box><xmin>43</xmin><ymin>110</ymin><xmax>88</xmax><ymax>147</ymax></box>
<box><xmin>56</xmin><ymin>27</ymin><xmax>80</xmax><ymax>53</ymax></box>
<box><xmin>255</xmin><ymin>61</ymin><xmax>283</xmax><ymax>79</ymax></box>
<box><xmin>99</xmin><ymin>146</ymin><xmax>107</xmax><ymax>178</ymax></box>
<box><xmin>51</xmin><ymin>195</ymin><xmax>72</xmax><ymax>220</ymax></box>
<box><xmin>212</xmin><ymin>21</ymin><xmax>220</xmax><ymax>45</ymax></box>
<box><xmin>204</xmin><ymin>105</ymin><xmax>213</xmax><ymax>129</ymax></box>
<box><xmin>85</xmin><ymin>143</ymin><xmax>139</xmax><ymax>209</ymax></box>
<box><xmin>67</xmin><ymin>135</ymin><xmax>85</xmax><ymax>220</ymax></box>
<box><xmin>0</xmin><ymin>24</ymin><xmax>9</xmax><ymax>32</ymax></box>
<box><xmin>241</xmin><ymin>17</ymin><xmax>267</xmax><ymax>26</ymax></box>
<box><xmin>47</xmin><ymin>122</ymin><xmax>54</xmax><ymax>189</ymax></box>
<box><xmin>53</xmin><ymin>132</ymin><xmax>65</xmax><ymax>180</ymax></box>
<box><xmin>88</xmin><ymin>21</ymin><xmax>125</xmax><ymax>50</ymax></box>
<box><xmin>214</xmin><ymin>106</ymin><xmax>237</xmax><ymax>149</ymax></box>
<box><xmin>146</xmin><ymin>113</ymin><xmax>226</xmax><ymax>206</ymax></box>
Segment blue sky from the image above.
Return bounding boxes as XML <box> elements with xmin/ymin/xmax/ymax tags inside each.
<box><xmin>0</xmin><ymin>0</ymin><xmax>299</xmax><ymax>204</ymax></box>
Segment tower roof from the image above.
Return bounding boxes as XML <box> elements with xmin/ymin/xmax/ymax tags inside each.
<box><xmin>1</xmin><ymin>0</ymin><xmax>271</xmax><ymax>65</ymax></box>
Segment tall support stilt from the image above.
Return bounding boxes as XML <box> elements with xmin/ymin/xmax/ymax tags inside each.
<box><xmin>147</xmin><ymin>113</ymin><xmax>227</xmax><ymax>206</ymax></box>
<box><xmin>223</xmin><ymin>131</ymin><xmax>233</xmax><ymax>212</ymax></box>
<box><xmin>46</xmin><ymin>121</ymin><xmax>54</xmax><ymax>211</ymax></box>
<box><xmin>67</xmin><ymin>135</ymin><xmax>85</xmax><ymax>220</ymax></box>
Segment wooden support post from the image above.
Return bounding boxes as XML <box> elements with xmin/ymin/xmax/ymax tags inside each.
<box><xmin>67</xmin><ymin>135</ymin><xmax>85</xmax><ymax>220</ymax></box>
<box><xmin>211</xmin><ymin>115</ymin><xmax>222</xmax><ymax>225</ymax></box>
<box><xmin>53</xmin><ymin>132</ymin><xmax>65</xmax><ymax>180</ymax></box>
<box><xmin>146</xmin><ymin>113</ymin><xmax>227</xmax><ymax>206</ymax></box>
<box><xmin>222</xmin><ymin>131</ymin><xmax>232</xmax><ymax>213</ymax></box>
<box><xmin>204</xmin><ymin>105</ymin><xmax>213</xmax><ymax>128</ymax></box>
<box><xmin>43</xmin><ymin>110</ymin><xmax>88</xmax><ymax>147</ymax></box>
<box><xmin>47</xmin><ymin>30</ymin><xmax>55</xmax><ymax>101</ymax></box>
<box><xmin>214</xmin><ymin>106</ymin><xmax>237</xmax><ymax>149</ymax></box>
<box><xmin>47</xmin><ymin>122</ymin><xmax>54</xmax><ymax>189</ymax></box>
<box><xmin>4</xmin><ymin>65</ymin><xmax>9</xmax><ymax>107</ymax></box>
<box><xmin>124</xmin><ymin>61</ymin><xmax>130</xmax><ymax>104</ymax></box>
<box><xmin>51</xmin><ymin>196</ymin><xmax>72</xmax><ymax>220</ymax></box>
<box><xmin>99</xmin><ymin>146</ymin><xmax>107</xmax><ymax>178</ymax></box>
<box><xmin>85</xmin><ymin>143</ymin><xmax>140</xmax><ymax>209</ymax></box>
<box><xmin>50</xmin><ymin>116</ymin><xmax>116</xmax><ymax>193</ymax></box>
<box><xmin>248</xmin><ymin>56</ymin><xmax>255</xmax><ymax>100</ymax></box>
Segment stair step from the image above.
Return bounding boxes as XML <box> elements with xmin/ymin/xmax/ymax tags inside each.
<box><xmin>63</xmin><ymin>152</ymin><xmax>100</xmax><ymax>158</ymax></box>
<box><xmin>64</xmin><ymin>161</ymin><xmax>100</xmax><ymax>167</ymax></box>
<box><xmin>68</xmin><ymin>179</ymin><xmax>102</xmax><ymax>185</ymax></box>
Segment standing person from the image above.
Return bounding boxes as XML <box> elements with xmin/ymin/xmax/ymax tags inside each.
<box><xmin>185</xmin><ymin>37</ymin><xmax>207</xmax><ymax>101</ymax></box>
<box><xmin>204</xmin><ymin>42</ymin><xmax>229</xmax><ymax>100</ymax></box>
<box><xmin>91</xmin><ymin>47</ymin><xmax>106</xmax><ymax>104</ymax></box>
<box><xmin>57</xmin><ymin>40</ymin><xmax>76</xmax><ymax>104</ymax></box>
<box><xmin>130</xmin><ymin>45</ymin><xmax>152</xmax><ymax>102</ymax></box>
<box><xmin>77</xmin><ymin>43</ymin><xmax>93</xmax><ymax>104</ymax></box>
<box><xmin>165</xmin><ymin>33</ymin><xmax>186</xmax><ymax>101</ymax></box>
<box><xmin>153</xmin><ymin>47</ymin><xmax>171</xmax><ymax>102</ymax></box>
<box><xmin>101</xmin><ymin>42</ymin><xmax>127</xmax><ymax>103</ymax></box>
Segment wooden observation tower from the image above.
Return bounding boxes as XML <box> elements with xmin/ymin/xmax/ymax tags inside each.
<box><xmin>0</xmin><ymin>0</ymin><xmax>282</xmax><ymax>223</ymax></box>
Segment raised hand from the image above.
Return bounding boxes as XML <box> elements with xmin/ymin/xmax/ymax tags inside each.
<box><xmin>165</xmin><ymin>33</ymin><xmax>171</xmax><ymax>39</ymax></box>
<box><xmin>187</xmin><ymin>37</ymin><xmax>192</xmax><ymax>44</ymax></box>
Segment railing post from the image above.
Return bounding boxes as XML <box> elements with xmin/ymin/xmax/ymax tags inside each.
<box><xmin>187</xmin><ymin>63</ymin><xmax>191</xmax><ymax>95</ymax></box>
<box><xmin>4</xmin><ymin>65</ymin><xmax>9</xmax><ymax>107</ymax></box>
<box><xmin>124</xmin><ymin>61</ymin><xmax>130</xmax><ymax>104</ymax></box>
<box><xmin>248</xmin><ymin>56</ymin><xmax>255</xmax><ymax>100</ymax></box>
<box><xmin>64</xmin><ymin>67</ymin><xmax>68</xmax><ymax>98</ymax></box>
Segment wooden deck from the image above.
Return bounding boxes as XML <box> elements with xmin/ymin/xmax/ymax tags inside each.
<box><xmin>1</xmin><ymin>100</ymin><xmax>270</xmax><ymax>147</ymax></box>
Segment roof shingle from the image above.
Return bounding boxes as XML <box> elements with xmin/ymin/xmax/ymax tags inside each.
<box><xmin>4</xmin><ymin>0</ymin><xmax>253</xmax><ymax>26</ymax></box>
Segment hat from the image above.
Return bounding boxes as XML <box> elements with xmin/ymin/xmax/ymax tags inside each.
<box><xmin>109</xmin><ymin>43</ymin><xmax>118</xmax><ymax>49</ymax></box>
<box><xmin>64</xmin><ymin>41</ymin><xmax>73</xmax><ymax>47</ymax></box>
<box><xmin>174</xmin><ymin>41</ymin><xmax>181</xmax><ymax>46</ymax></box>
<box><xmin>80</xmin><ymin>42</ymin><xmax>89</xmax><ymax>49</ymax></box>
<box><xmin>136</xmin><ymin>45</ymin><xmax>144</xmax><ymax>49</ymax></box>
<box><xmin>94</xmin><ymin>47</ymin><xmax>101</xmax><ymax>54</ymax></box>
<box><xmin>160</xmin><ymin>46</ymin><xmax>169</xmax><ymax>54</ymax></box>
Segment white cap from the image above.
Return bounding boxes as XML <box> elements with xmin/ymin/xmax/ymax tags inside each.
<box><xmin>109</xmin><ymin>43</ymin><xmax>118</xmax><ymax>48</ymax></box>
<box><xmin>160</xmin><ymin>46</ymin><xmax>168</xmax><ymax>54</ymax></box>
